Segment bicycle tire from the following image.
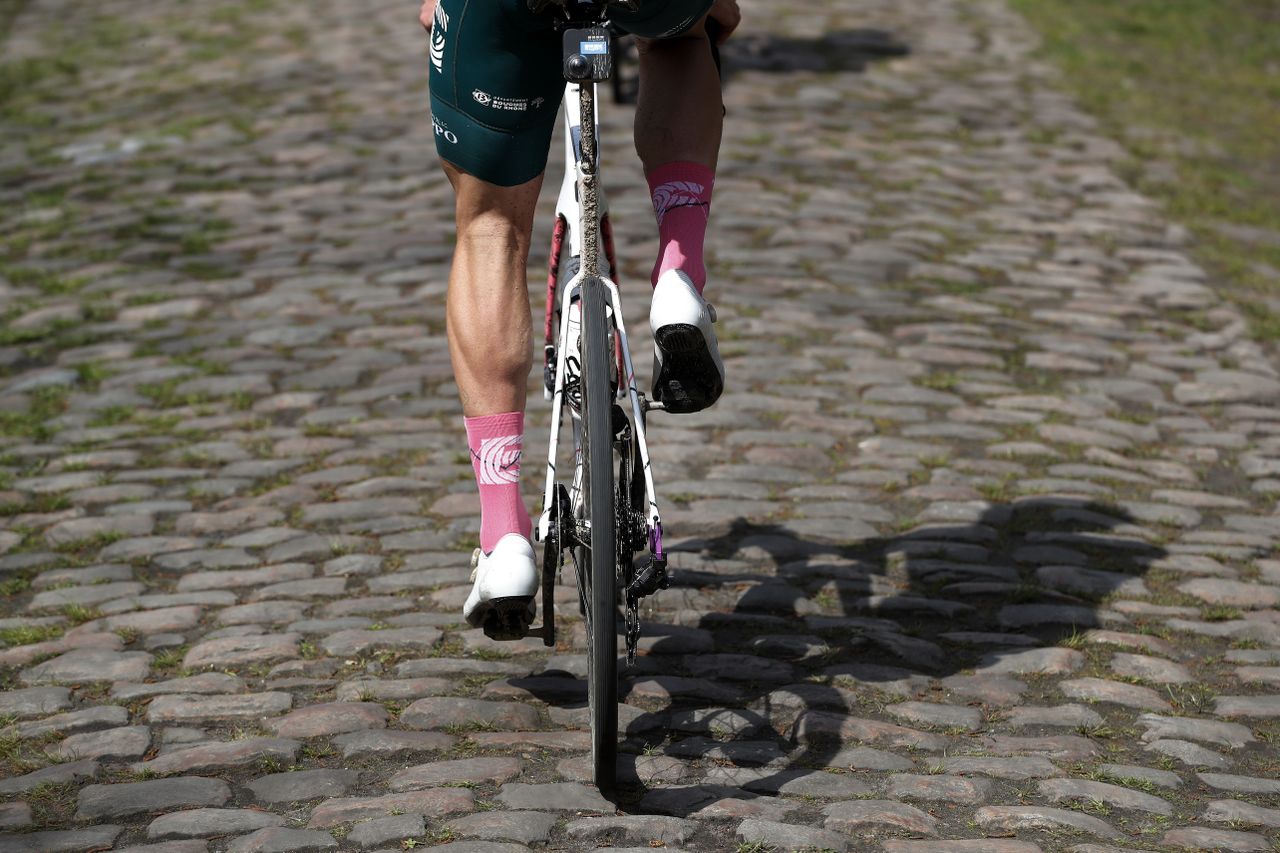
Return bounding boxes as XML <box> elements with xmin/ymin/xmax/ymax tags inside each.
<box><xmin>579</xmin><ymin>275</ymin><xmax>618</xmax><ymax>792</ymax></box>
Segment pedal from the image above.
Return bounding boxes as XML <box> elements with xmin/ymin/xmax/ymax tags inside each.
<box><xmin>642</xmin><ymin>397</ymin><xmax>665</xmax><ymax>413</ymax></box>
<box><xmin>481</xmin><ymin>597</ymin><xmax>535</xmax><ymax>642</ymax></box>
<box><xmin>524</xmin><ymin>623</ymin><xmax>555</xmax><ymax>644</ymax></box>
<box><xmin>626</xmin><ymin>554</ymin><xmax>668</xmax><ymax>599</ymax></box>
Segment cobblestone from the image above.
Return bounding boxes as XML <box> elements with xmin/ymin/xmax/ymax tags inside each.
<box><xmin>1161</xmin><ymin>827</ymin><xmax>1272</xmax><ymax>852</ymax></box>
<box><xmin>8</xmin><ymin>705</ymin><xmax>128</xmax><ymax>739</ymax></box>
<box><xmin>1205</xmin><ymin>800</ymin><xmax>1280</xmax><ymax>829</ymax></box>
<box><xmin>269</xmin><ymin>701</ymin><xmax>387</xmax><ymax>737</ymax></box>
<box><xmin>146</xmin><ymin>809</ymin><xmax>284</xmax><ymax>840</ymax></box>
<box><xmin>246</xmin><ymin>769</ymin><xmax>360</xmax><ymax>803</ymax></box>
<box><xmin>1137</xmin><ymin>714</ymin><xmax>1256</xmax><ymax>748</ymax></box>
<box><xmin>0</xmin><ymin>826</ymin><xmax>123</xmax><ymax>853</ymax></box>
<box><xmin>225</xmin><ymin>829</ymin><xmax>337</xmax><ymax>853</ymax></box>
<box><xmin>345</xmin><ymin>814</ymin><xmax>424</xmax><ymax>849</ymax></box>
<box><xmin>146</xmin><ymin>693</ymin><xmax>293</xmax><ymax>723</ymax></box>
<box><xmin>1037</xmin><ymin>778</ymin><xmax>1173</xmax><ymax>815</ymax></box>
<box><xmin>389</xmin><ymin>758</ymin><xmax>523</xmax><ymax>791</ymax></box>
<box><xmin>0</xmin><ymin>803</ymin><xmax>31</xmax><ymax>830</ymax></box>
<box><xmin>973</xmin><ymin>805</ymin><xmax>1124</xmax><ymax>841</ymax></box>
<box><xmin>20</xmin><ymin>649</ymin><xmax>152</xmax><ymax>684</ymax></box>
<box><xmin>0</xmin><ymin>758</ymin><xmax>99</xmax><ymax>795</ymax></box>
<box><xmin>306</xmin><ymin>790</ymin><xmax>475</xmax><ymax>827</ymax></box>
<box><xmin>447</xmin><ymin>812</ymin><xmax>558</xmax><ymax>846</ymax></box>
<box><xmin>562</xmin><ymin>815</ymin><xmax>695</xmax><ymax>846</ymax></box>
<box><xmin>76</xmin><ymin>778</ymin><xmax>231</xmax><ymax>820</ymax></box>
<box><xmin>496</xmin><ymin>782</ymin><xmax>613</xmax><ymax>813</ymax></box>
<box><xmin>332</xmin><ymin>729</ymin><xmax>456</xmax><ymax>758</ymax></box>
<box><xmin>736</xmin><ymin>818</ymin><xmax>849</xmax><ymax>853</ymax></box>
<box><xmin>1060</xmin><ymin>677</ymin><xmax>1173</xmax><ymax>711</ymax></box>
<box><xmin>56</xmin><ymin>725</ymin><xmax>151</xmax><ymax>761</ymax></box>
<box><xmin>131</xmin><ymin>737</ymin><xmax>301</xmax><ymax>776</ymax></box>
<box><xmin>1198</xmin><ymin>774</ymin><xmax>1280</xmax><ymax>795</ymax></box>
<box><xmin>823</xmin><ymin>800</ymin><xmax>938</xmax><ymax>836</ymax></box>
<box><xmin>0</xmin><ymin>686</ymin><xmax>71</xmax><ymax>717</ymax></box>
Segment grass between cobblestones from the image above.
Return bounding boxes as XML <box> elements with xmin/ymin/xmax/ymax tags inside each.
<box><xmin>1011</xmin><ymin>0</ymin><xmax>1280</xmax><ymax>338</ymax></box>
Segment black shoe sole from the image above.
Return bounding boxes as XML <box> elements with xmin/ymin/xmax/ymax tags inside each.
<box><xmin>480</xmin><ymin>596</ymin><xmax>535</xmax><ymax>641</ymax></box>
<box><xmin>653</xmin><ymin>323</ymin><xmax>723</xmax><ymax>414</ymax></box>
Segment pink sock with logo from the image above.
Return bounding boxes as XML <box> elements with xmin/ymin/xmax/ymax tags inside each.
<box><xmin>648</xmin><ymin>161</ymin><xmax>714</xmax><ymax>293</ymax></box>
<box><xmin>464</xmin><ymin>412</ymin><xmax>531</xmax><ymax>554</ymax></box>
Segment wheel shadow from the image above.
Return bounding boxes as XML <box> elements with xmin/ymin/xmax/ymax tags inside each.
<box><xmin>519</xmin><ymin>495</ymin><xmax>1174</xmax><ymax>809</ymax></box>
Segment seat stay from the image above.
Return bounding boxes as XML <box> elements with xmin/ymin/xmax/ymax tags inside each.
<box><xmin>537</xmin><ymin>270</ymin><xmax>585</xmax><ymax>546</ymax></box>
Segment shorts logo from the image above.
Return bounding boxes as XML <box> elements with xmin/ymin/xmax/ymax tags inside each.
<box><xmin>531</xmin><ymin>97</ymin><xmax>546</xmax><ymax>109</ymax></box>
<box><xmin>473</xmin><ymin>435</ymin><xmax>522</xmax><ymax>485</ymax></box>
<box><xmin>432</xmin><ymin>116</ymin><xmax>458</xmax><ymax>144</ymax></box>
<box><xmin>651</xmin><ymin>180</ymin><xmax>708</xmax><ymax>227</ymax></box>
<box><xmin>471</xmin><ymin>89</ymin><xmax>535</xmax><ymax>112</ymax></box>
<box><xmin>430</xmin><ymin>5</ymin><xmax>449</xmax><ymax>72</ymax></box>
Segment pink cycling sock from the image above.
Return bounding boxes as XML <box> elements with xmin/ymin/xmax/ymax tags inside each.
<box><xmin>464</xmin><ymin>412</ymin><xmax>532</xmax><ymax>554</ymax></box>
<box><xmin>648</xmin><ymin>161</ymin><xmax>714</xmax><ymax>292</ymax></box>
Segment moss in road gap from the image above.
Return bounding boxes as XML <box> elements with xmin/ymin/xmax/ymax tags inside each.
<box><xmin>1011</xmin><ymin>0</ymin><xmax>1280</xmax><ymax>337</ymax></box>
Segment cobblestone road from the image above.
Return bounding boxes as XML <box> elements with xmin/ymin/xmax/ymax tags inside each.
<box><xmin>2</xmin><ymin>0</ymin><xmax>1279</xmax><ymax>851</ymax></box>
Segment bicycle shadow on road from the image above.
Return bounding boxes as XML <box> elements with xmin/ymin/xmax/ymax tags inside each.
<box><xmin>609</xmin><ymin>495</ymin><xmax>1175</xmax><ymax>812</ymax></box>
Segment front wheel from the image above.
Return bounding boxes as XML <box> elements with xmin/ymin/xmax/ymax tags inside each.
<box><xmin>580</xmin><ymin>275</ymin><xmax>618</xmax><ymax>793</ymax></box>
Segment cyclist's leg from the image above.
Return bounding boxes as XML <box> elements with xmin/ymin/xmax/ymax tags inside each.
<box><xmin>627</xmin><ymin>2</ymin><xmax>722</xmax><ymax>290</ymax></box>
<box><xmin>444</xmin><ymin>165</ymin><xmax>541</xmax><ymax>422</ymax></box>
<box><xmin>427</xmin><ymin>0</ymin><xmax>561</xmax><ymax>629</ymax></box>
<box><xmin>447</xmin><ymin>165</ymin><xmax>543</xmax><ymax>631</ymax></box>
<box><xmin>619</xmin><ymin>1</ymin><xmax>729</xmax><ymax>413</ymax></box>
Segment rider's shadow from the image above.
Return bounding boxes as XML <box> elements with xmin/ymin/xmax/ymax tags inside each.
<box><xmin>614</xmin><ymin>496</ymin><xmax>1172</xmax><ymax>810</ymax></box>
<box><xmin>523</xmin><ymin>495</ymin><xmax>1175</xmax><ymax>807</ymax></box>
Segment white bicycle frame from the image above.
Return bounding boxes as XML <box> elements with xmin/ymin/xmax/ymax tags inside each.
<box><xmin>536</xmin><ymin>80</ymin><xmax>664</xmax><ymax>562</ymax></box>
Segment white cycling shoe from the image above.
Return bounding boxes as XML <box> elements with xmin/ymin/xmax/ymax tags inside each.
<box><xmin>649</xmin><ymin>269</ymin><xmax>725</xmax><ymax>414</ymax></box>
<box><xmin>463</xmin><ymin>533</ymin><xmax>538</xmax><ymax>641</ymax></box>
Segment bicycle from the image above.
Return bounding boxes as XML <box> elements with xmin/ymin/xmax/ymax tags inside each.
<box><xmin>527</xmin><ymin>0</ymin><xmax>672</xmax><ymax>794</ymax></box>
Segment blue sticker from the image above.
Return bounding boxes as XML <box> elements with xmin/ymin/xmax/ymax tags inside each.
<box><xmin>580</xmin><ymin>41</ymin><xmax>607</xmax><ymax>55</ymax></box>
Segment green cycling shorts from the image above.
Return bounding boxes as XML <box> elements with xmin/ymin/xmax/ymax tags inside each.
<box><xmin>427</xmin><ymin>0</ymin><xmax>714</xmax><ymax>186</ymax></box>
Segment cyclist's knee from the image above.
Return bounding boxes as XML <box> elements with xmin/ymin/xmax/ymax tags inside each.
<box><xmin>450</xmin><ymin>186</ymin><xmax>541</xmax><ymax>254</ymax></box>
